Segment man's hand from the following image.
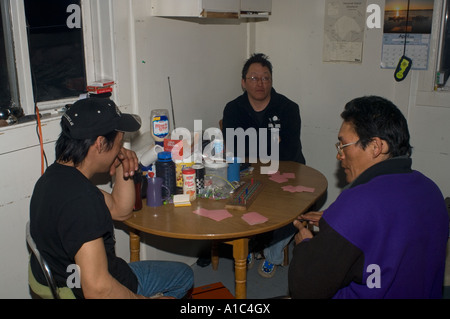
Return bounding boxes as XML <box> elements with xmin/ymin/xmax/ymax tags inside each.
<box><xmin>298</xmin><ymin>211</ymin><xmax>323</xmax><ymax>227</ymax></box>
<box><xmin>110</xmin><ymin>147</ymin><xmax>139</xmax><ymax>179</ymax></box>
<box><xmin>293</xmin><ymin>219</ymin><xmax>313</xmax><ymax>245</ymax></box>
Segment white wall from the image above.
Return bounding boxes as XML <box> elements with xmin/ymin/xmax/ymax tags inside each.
<box><xmin>0</xmin><ymin>117</ymin><xmax>60</xmax><ymax>298</ymax></box>
<box><xmin>254</xmin><ymin>0</ymin><xmax>450</xmax><ymax>207</ymax></box>
<box><xmin>132</xmin><ymin>1</ymin><xmax>248</xmax><ymax>133</ymax></box>
<box><xmin>1</xmin><ymin>0</ymin><xmax>449</xmax><ymax>298</ymax></box>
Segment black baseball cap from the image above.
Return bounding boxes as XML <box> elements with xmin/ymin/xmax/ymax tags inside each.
<box><xmin>61</xmin><ymin>98</ymin><xmax>141</xmax><ymax>139</ymax></box>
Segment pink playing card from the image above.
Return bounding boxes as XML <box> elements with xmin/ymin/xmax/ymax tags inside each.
<box><xmin>269</xmin><ymin>176</ymin><xmax>288</xmax><ymax>183</ymax></box>
<box><xmin>282</xmin><ymin>185</ymin><xmax>315</xmax><ymax>193</ymax></box>
<box><xmin>193</xmin><ymin>208</ymin><xmax>232</xmax><ymax>222</ymax></box>
<box><xmin>208</xmin><ymin>209</ymin><xmax>233</xmax><ymax>221</ymax></box>
<box><xmin>282</xmin><ymin>172</ymin><xmax>295</xmax><ymax>179</ymax></box>
<box><xmin>281</xmin><ymin>185</ymin><xmax>297</xmax><ymax>192</ymax></box>
<box><xmin>269</xmin><ymin>171</ymin><xmax>296</xmax><ymax>183</ymax></box>
<box><xmin>192</xmin><ymin>208</ymin><xmax>210</xmax><ymax>217</ymax></box>
<box><xmin>241</xmin><ymin>212</ymin><xmax>269</xmax><ymax>225</ymax></box>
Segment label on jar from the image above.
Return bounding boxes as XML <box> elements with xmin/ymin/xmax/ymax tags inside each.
<box><xmin>182</xmin><ymin>169</ymin><xmax>196</xmax><ymax>201</ymax></box>
<box><xmin>151</xmin><ymin>115</ymin><xmax>169</xmax><ymax>140</ymax></box>
<box><xmin>176</xmin><ymin>161</ymin><xmax>194</xmax><ymax>188</ymax></box>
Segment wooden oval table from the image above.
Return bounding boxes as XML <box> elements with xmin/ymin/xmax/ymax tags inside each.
<box><xmin>123</xmin><ymin>161</ymin><xmax>327</xmax><ymax>299</ymax></box>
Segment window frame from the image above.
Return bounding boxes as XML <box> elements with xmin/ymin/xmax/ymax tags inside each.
<box><xmin>0</xmin><ymin>0</ymin><xmax>19</xmax><ymax>109</ymax></box>
<box><xmin>5</xmin><ymin>0</ymin><xmax>95</xmax><ymax>115</ymax></box>
<box><xmin>415</xmin><ymin>0</ymin><xmax>450</xmax><ymax>108</ymax></box>
<box><xmin>436</xmin><ymin>0</ymin><xmax>450</xmax><ymax>89</ymax></box>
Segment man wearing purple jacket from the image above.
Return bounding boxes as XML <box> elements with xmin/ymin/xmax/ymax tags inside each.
<box><xmin>289</xmin><ymin>96</ymin><xmax>449</xmax><ymax>299</ymax></box>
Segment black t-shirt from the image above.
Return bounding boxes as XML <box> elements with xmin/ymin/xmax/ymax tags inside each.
<box><xmin>251</xmin><ymin>108</ymin><xmax>267</xmax><ymax>127</ymax></box>
<box><xmin>222</xmin><ymin>88</ymin><xmax>306</xmax><ymax>164</ymax></box>
<box><xmin>30</xmin><ymin>162</ymin><xmax>138</xmax><ymax>298</ymax></box>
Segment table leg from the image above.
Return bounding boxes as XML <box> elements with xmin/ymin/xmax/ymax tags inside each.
<box><xmin>211</xmin><ymin>241</ymin><xmax>219</xmax><ymax>271</ymax></box>
<box><xmin>129</xmin><ymin>230</ymin><xmax>141</xmax><ymax>262</ymax></box>
<box><xmin>229</xmin><ymin>238</ymin><xmax>249</xmax><ymax>299</ymax></box>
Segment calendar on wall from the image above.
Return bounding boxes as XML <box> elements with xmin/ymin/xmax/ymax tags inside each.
<box><xmin>381</xmin><ymin>33</ymin><xmax>431</xmax><ymax>69</ymax></box>
<box><xmin>381</xmin><ymin>0</ymin><xmax>434</xmax><ymax>70</ymax></box>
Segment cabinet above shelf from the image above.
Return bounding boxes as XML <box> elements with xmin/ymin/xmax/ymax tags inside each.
<box><xmin>150</xmin><ymin>0</ymin><xmax>271</xmax><ymax>19</ymax></box>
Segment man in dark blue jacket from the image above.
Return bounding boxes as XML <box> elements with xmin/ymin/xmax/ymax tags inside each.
<box><xmin>222</xmin><ymin>53</ymin><xmax>305</xmax><ymax>278</ymax></box>
<box><xmin>222</xmin><ymin>53</ymin><xmax>305</xmax><ymax>164</ymax></box>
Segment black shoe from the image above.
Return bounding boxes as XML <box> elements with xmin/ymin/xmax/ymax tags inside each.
<box><xmin>196</xmin><ymin>256</ymin><xmax>211</xmax><ymax>267</ymax></box>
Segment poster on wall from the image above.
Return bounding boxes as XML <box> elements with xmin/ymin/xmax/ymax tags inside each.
<box><xmin>323</xmin><ymin>0</ymin><xmax>366</xmax><ymax>63</ymax></box>
<box><xmin>381</xmin><ymin>0</ymin><xmax>434</xmax><ymax>70</ymax></box>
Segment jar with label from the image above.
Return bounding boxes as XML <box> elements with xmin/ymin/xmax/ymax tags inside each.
<box><xmin>150</xmin><ymin>109</ymin><xmax>170</xmax><ymax>146</ymax></box>
<box><xmin>182</xmin><ymin>168</ymin><xmax>196</xmax><ymax>201</ymax></box>
<box><xmin>174</xmin><ymin>159</ymin><xmax>194</xmax><ymax>194</ymax></box>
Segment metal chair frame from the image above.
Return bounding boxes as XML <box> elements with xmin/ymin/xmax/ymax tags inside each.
<box><xmin>26</xmin><ymin>221</ymin><xmax>60</xmax><ymax>299</ymax></box>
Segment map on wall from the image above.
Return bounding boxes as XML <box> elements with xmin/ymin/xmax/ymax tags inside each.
<box><xmin>323</xmin><ymin>0</ymin><xmax>366</xmax><ymax>63</ymax></box>
<box><xmin>381</xmin><ymin>0</ymin><xmax>434</xmax><ymax>70</ymax></box>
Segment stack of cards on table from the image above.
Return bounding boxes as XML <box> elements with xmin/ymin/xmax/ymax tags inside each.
<box><xmin>174</xmin><ymin>194</ymin><xmax>191</xmax><ymax>207</ymax></box>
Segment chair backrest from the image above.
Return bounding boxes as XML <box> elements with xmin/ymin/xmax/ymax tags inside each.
<box><xmin>26</xmin><ymin>221</ymin><xmax>60</xmax><ymax>299</ymax></box>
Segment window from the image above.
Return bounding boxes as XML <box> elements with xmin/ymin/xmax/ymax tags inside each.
<box><xmin>436</xmin><ymin>0</ymin><xmax>450</xmax><ymax>89</ymax></box>
<box><xmin>0</xmin><ymin>0</ymin><xmax>20</xmax><ymax>119</ymax></box>
<box><xmin>24</xmin><ymin>0</ymin><xmax>86</xmax><ymax>103</ymax></box>
<box><xmin>0</xmin><ymin>0</ymin><xmax>87</xmax><ymax>123</ymax></box>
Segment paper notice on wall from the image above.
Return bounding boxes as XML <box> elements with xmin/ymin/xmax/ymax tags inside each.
<box><xmin>323</xmin><ymin>0</ymin><xmax>366</xmax><ymax>63</ymax></box>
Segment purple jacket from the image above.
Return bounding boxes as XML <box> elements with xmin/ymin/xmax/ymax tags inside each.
<box><xmin>325</xmin><ymin>169</ymin><xmax>448</xmax><ymax>298</ymax></box>
<box><xmin>289</xmin><ymin>157</ymin><xmax>449</xmax><ymax>299</ymax></box>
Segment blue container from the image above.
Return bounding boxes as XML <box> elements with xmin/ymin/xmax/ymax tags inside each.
<box><xmin>155</xmin><ymin>151</ymin><xmax>175</xmax><ymax>198</ymax></box>
<box><xmin>227</xmin><ymin>157</ymin><xmax>241</xmax><ymax>182</ymax></box>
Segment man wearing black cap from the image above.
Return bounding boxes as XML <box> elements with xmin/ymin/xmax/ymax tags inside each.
<box><xmin>30</xmin><ymin>98</ymin><xmax>193</xmax><ymax>299</ymax></box>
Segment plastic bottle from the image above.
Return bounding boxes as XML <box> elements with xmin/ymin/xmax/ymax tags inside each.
<box><xmin>155</xmin><ymin>151</ymin><xmax>176</xmax><ymax>198</ymax></box>
<box><xmin>150</xmin><ymin>109</ymin><xmax>170</xmax><ymax>146</ymax></box>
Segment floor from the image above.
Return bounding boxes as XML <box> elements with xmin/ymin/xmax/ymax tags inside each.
<box><xmin>191</xmin><ymin>240</ymin><xmax>450</xmax><ymax>299</ymax></box>
<box><xmin>191</xmin><ymin>241</ymin><xmax>293</xmax><ymax>299</ymax></box>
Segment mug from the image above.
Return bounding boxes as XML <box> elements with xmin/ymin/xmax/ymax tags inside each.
<box><xmin>146</xmin><ymin>176</ymin><xmax>171</xmax><ymax>207</ymax></box>
<box><xmin>140</xmin><ymin>144</ymin><xmax>164</xmax><ymax>166</ymax></box>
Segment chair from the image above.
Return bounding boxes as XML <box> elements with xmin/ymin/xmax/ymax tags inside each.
<box><xmin>26</xmin><ymin>221</ymin><xmax>75</xmax><ymax>299</ymax></box>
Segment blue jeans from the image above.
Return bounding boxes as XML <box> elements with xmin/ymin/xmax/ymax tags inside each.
<box><xmin>263</xmin><ymin>223</ymin><xmax>296</xmax><ymax>265</ymax></box>
<box><xmin>128</xmin><ymin>261</ymin><xmax>193</xmax><ymax>298</ymax></box>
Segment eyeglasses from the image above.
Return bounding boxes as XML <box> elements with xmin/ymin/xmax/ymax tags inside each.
<box><xmin>335</xmin><ymin>141</ymin><xmax>359</xmax><ymax>156</ymax></box>
<box><xmin>246</xmin><ymin>76</ymin><xmax>271</xmax><ymax>83</ymax></box>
